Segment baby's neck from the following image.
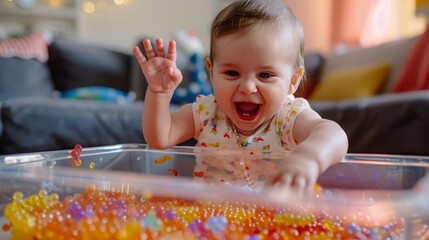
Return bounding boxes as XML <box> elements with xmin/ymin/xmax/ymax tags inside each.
<box><xmin>228</xmin><ymin>117</ymin><xmax>274</xmax><ymax>137</ymax></box>
<box><xmin>235</xmin><ymin>128</ymin><xmax>257</xmax><ymax>137</ymax></box>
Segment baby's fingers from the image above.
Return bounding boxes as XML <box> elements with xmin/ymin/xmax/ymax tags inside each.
<box><xmin>166</xmin><ymin>40</ymin><xmax>177</xmax><ymax>62</ymax></box>
<box><xmin>133</xmin><ymin>46</ymin><xmax>147</xmax><ymax>66</ymax></box>
<box><xmin>264</xmin><ymin>176</ymin><xmax>304</xmax><ymax>203</ymax></box>
<box><xmin>143</xmin><ymin>39</ymin><xmax>156</xmax><ymax>59</ymax></box>
<box><xmin>155</xmin><ymin>38</ymin><xmax>165</xmax><ymax>58</ymax></box>
<box><xmin>291</xmin><ymin>175</ymin><xmax>307</xmax><ymax>190</ymax></box>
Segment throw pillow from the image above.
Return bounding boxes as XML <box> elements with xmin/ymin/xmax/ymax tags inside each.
<box><xmin>309</xmin><ymin>63</ymin><xmax>391</xmax><ymax>101</ymax></box>
<box><xmin>48</xmin><ymin>38</ymin><xmax>131</xmax><ymax>92</ymax></box>
<box><xmin>391</xmin><ymin>26</ymin><xmax>429</xmax><ymax>93</ymax></box>
<box><xmin>0</xmin><ymin>32</ymin><xmax>49</xmax><ymax>62</ymax></box>
<box><xmin>0</xmin><ymin>33</ymin><xmax>54</xmax><ymax>101</ymax></box>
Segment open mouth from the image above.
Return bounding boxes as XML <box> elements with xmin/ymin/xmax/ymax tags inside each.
<box><xmin>234</xmin><ymin>102</ymin><xmax>261</xmax><ymax>120</ymax></box>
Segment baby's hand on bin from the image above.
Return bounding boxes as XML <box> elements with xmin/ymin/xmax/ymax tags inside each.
<box><xmin>133</xmin><ymin>38</ymin><xmax>183</xmax><ymax>95</ymax></box>
<box><xmin>264</xmin><ymin>155</ymin><xmax>319</xmax><ymax>202</ymax></box>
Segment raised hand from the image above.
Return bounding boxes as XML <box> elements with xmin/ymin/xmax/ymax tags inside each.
<box><xmin>133</xmin><ymin>38</ymin><xmax>183</xmax><ymax>94</ymax></box>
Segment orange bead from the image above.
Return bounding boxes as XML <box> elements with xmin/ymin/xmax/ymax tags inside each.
<box><xmin>2</xmin><ymin>223</ymin><xmax>11</xmax><ymax>232</ymax></box>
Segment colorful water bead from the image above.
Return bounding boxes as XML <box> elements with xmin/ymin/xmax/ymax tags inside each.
<box><xmin>2</xmin><ymin>186</ymin><xmax>419</xmax><ymax>240</ymax></box>
<box><xmin>168</xmin><ymin>168</ymin><xmax>179</xmax><ymax>176</ymax></box>
<box><xmin>154</xmin><ymin>155</ymin><xmax>174</xmax><ymax>166</ymax></box>
<box><xmin>193</xmin><ymin>171</ymin><xmax>204</xmax><ymax>177</ymax></box>
<box><xmin>89</xmin><ymin>162</ymin><xmax>96</xmax><ymax>169</ymax></box>
<box><xmin>69</xmin><ymin>144</ymin><xmax>83</xmax><ymax>167</ymax></box>
<box><xmin>2</xmin><ymin>223</ymin><xmax>11</xmax><ymax>232</ymax></box>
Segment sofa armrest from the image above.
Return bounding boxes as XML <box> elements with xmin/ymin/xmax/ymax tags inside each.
<box><xmin>0</xmin><ymin>98</ymin><xmax>145</xmax><ymax>154</ymax></box>
<box><xmin>0</xmin><ymin>102</ymin><xmax>2</xmax><ymax>138</ymax></box>
<box><xmin>311</xmin><ymin>90</ymin><xmax>429</xmax><ymax>155</ymax></box>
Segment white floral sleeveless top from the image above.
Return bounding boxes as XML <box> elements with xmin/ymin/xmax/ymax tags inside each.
<box><xmin>191</xmin><ymin>94</ymin><xmax>311</xmax><ymax>190</ymax></box>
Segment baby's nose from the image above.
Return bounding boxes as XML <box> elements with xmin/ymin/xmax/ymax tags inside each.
<box><xmin>238</xmin><ymin>79</ymin><xmax>258</xmax><ymax>95</ymax></box>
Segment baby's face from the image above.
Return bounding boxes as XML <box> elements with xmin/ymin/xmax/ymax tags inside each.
<box><xmin>207</xmin><ymin>24</ymin><xmax>298</xmax><ymax>134</ymax></box>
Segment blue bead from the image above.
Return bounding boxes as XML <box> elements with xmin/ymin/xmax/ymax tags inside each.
<box><xmin>347</xmin><ymin>223</ymin><xmax>361</xmax><ymax>232</ymax></box>
<box><xmin>207</xmin><ymin>215</ymin><xmax>228</xmax><ymax>232</ymax></box>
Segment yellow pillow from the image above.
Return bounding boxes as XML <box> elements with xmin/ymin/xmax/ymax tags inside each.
<box><xmin>309</xmin><ymin>63</ymin><xmax>391</xmax><ymax>101</ymax></box>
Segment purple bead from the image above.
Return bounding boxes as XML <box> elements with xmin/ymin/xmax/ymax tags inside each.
<box><xmin>83</xmin><ymin>204</ymin><xmax>94</xmax><ymax>217</ymax></box>
<box><xmin>164</xmin><ymin>210</ymin><xmax>177</xmax><ymax>220</ymax></box>
<box><xmin>249</xmin><ymin>234</ymin><xmax>261</xmax><ymax>240</ymax></box>
<box><xmin>188</xmin><ymin>219</ymin><xmax>208</xmax><ymax>236</ymax></box>
<box><xmin>69</xmin><ymin>201</ymin><xmax>84</xmax><ymax>221</ymax></box>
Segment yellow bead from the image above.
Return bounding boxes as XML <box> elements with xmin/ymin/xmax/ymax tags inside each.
<box><xmin>28</xmin><ymin>195</ymin><xmax>39</xmax><ymax>205</ymax></box>
<box><xmin>13</xmin><ymin>192</ymin><xmax>24</xmax><ymax>201</ymax></box>
<box><xmin>143</xmin><ymin>191</ymin><xmax>152</xmax><ymax>200</ymax></box>
<box><xmin>38</xmin><ymin>189</ymin><xmax>48</xmax><ymax>198</ymax></box>
<box><xmin>89</xmin><ymin>162</ymin><xmax>96</xmax><ymax>169</ymax></box>
<box><xmin>75</xmin><ymin>159</ymin><xmax>82</xmax><ymax>167</ymax></box>
<box><xmin>49</xmin><ymin>194</ymin><xmax>60</xmax><ymax>203</ymax></box>
<box><xmin>314</xmin><ymin>183</ymin><xmax>322</xmax><ymax>192</ymax></box>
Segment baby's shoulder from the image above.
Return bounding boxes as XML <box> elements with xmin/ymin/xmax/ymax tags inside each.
<box><xmin>195</xmin><ymin>94</ymin><xmax>216</xmax><ymax>106</ymax></box>
<box><xmin>194</xmin><ymin>94</ymin><xmax>217</xmax><ymax>112</ymax></box>
<box><xmin>193</xmin><ymin>94</ymin><xmax>219</xmax><ymax>120</ymax></box>
<box><xmin>284</xmin><ymin>96</ymin><xmax>310</xmax><ymax>110</ymax></box>
<box><xmin>277</xmin><ymin>97</ymin><xmax>311</xmax><ymax>120</ymax></box>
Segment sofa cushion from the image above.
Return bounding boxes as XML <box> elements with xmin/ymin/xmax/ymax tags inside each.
<box><xmin>0</xmin><ymin>58</ymin><xmax>54</xmax><ymax>101</ymax></box>
<box><xmin>0</xmin><ymin>33</ymin><xmax>54</xmax><ymax>101</ymax></box>
<box><xmin>48</xmin><ymin>38</ymin><xmax>131</xmax><ymax>92</ymax></box>
<box><xmin>309</xmin><ymin>63</ymin><xmax>390</xmax><ymax>101</ymax></box>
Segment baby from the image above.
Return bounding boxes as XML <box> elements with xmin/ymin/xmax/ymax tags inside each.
<box><xmin>134</xmin><ymin>0</ymin><xmax>348</xmax><ymax>196</ymax></box>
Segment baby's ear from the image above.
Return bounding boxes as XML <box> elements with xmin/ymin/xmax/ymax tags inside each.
<box><xmin>288</xmin><ymin>67</ymin><xmax>304</xmax><ymax>95</ymax></box>
<box><xmin>205</xmin><ymin>57</ymin><xmax>213</xmax><ymax>82</ymax></box>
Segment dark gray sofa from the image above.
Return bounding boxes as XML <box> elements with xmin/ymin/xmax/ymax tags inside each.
<box><xmin>0</xmin><ymin>37</ymin><xmax>428</xmax><ymax>156</ymax></box>
<box><xmin>0</xmin><ymin>35</ymin><xmax>209</xmax><ymax>154</ymax></box>
<box><xmin>0</xmin><ymin>37</ymin><xmax>185</xmax><ymax>154</ymax></box>
<box><xmin>312</xmin><ymin>90</ymin><xmax>429</xmax><ymax>155</ymax></box>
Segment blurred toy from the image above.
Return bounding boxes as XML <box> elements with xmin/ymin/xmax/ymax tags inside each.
<box><xmin>61</xmin><ymin>86</ymin><xmax>136</xmax><ymax>105</ymax></box>
<box><xmin>171</xmin><ymin>31</ymin><xmax>213</xmax><ymax>105</ymax></box>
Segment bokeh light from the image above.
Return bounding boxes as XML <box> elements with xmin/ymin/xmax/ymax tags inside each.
<box><xmin>83</xmin><ymin>1</ymin><xmax>95</xmax><ymax>14</ymax></box>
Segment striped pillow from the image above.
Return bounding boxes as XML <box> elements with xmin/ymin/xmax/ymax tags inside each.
<box><xmin>0</xmin><ymin>33</ymin><xmax>49</xmax><ymax>62</ymax></box>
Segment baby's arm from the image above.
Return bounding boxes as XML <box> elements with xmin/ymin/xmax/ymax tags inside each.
<box><xmin>133</xmin><ymin>39</ymin><xmax>195</xmax><ymax>149</ymax></box>
<box><xmin>265</xmin><ymin>109</ymin><xmax>348</xmax><ymax>196</ymax></box>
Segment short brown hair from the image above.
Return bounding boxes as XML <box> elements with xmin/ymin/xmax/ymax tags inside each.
<box><xmin>209</xmin><ymin>0</ymin><xmax>304</xmax><ymax>72</ymax></box>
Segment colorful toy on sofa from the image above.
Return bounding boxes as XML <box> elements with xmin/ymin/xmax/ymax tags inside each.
<box><xmin>171</xmin><ymin>31</ymin><xmax>212</xmax><ymax>105</ymax></box>
<box><xmin>60</xmin><ymin>86</ymin><xmax>135</xmax><ymax>105</ymax></box>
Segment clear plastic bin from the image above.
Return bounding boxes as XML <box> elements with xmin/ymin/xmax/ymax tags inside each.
<box><xmin>0</xmin><ymin>144</ymin><xmax>429</xmax><ymax>239</ymax></box>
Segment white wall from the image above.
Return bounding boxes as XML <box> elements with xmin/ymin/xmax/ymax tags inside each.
<box><xmin>78</xmin><ymin>0</ymin><xmax>221</xmax><ymax>54</ymax></box>
<box><xmin>80</xmin><ymin>0</ymin><xmax>424</xmax><ymax>55</ymax></box>
<box><xmin>285</xmin><ymin>0</ymin><xmax>333</xmax><ymax>54</ymax></box>
<box><xmin>77</xmin><ymin>0</ymin><xmax>333</xmax><ymax>55</ymax></box>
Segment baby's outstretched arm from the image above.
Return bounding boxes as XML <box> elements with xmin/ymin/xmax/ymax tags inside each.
<box><xmin>133</xmin><ymin>39</ymin><xmax>194</xmax><ymax>149</ymax></box>
<box><xmin>265</xmin><ymin>109</ymin><xmax>348</xmax><ymax>198</ymax></box>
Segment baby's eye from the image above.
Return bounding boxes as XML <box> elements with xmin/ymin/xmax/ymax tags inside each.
<box><xmin>258</xmin><ymin>72</ymin><xmax>274</xmax><ymax>79</ymax></box>
<box><xmin>224</xmin><ymin>70</ymin><xmax>239</xmax><ymax>77</ymax></box>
